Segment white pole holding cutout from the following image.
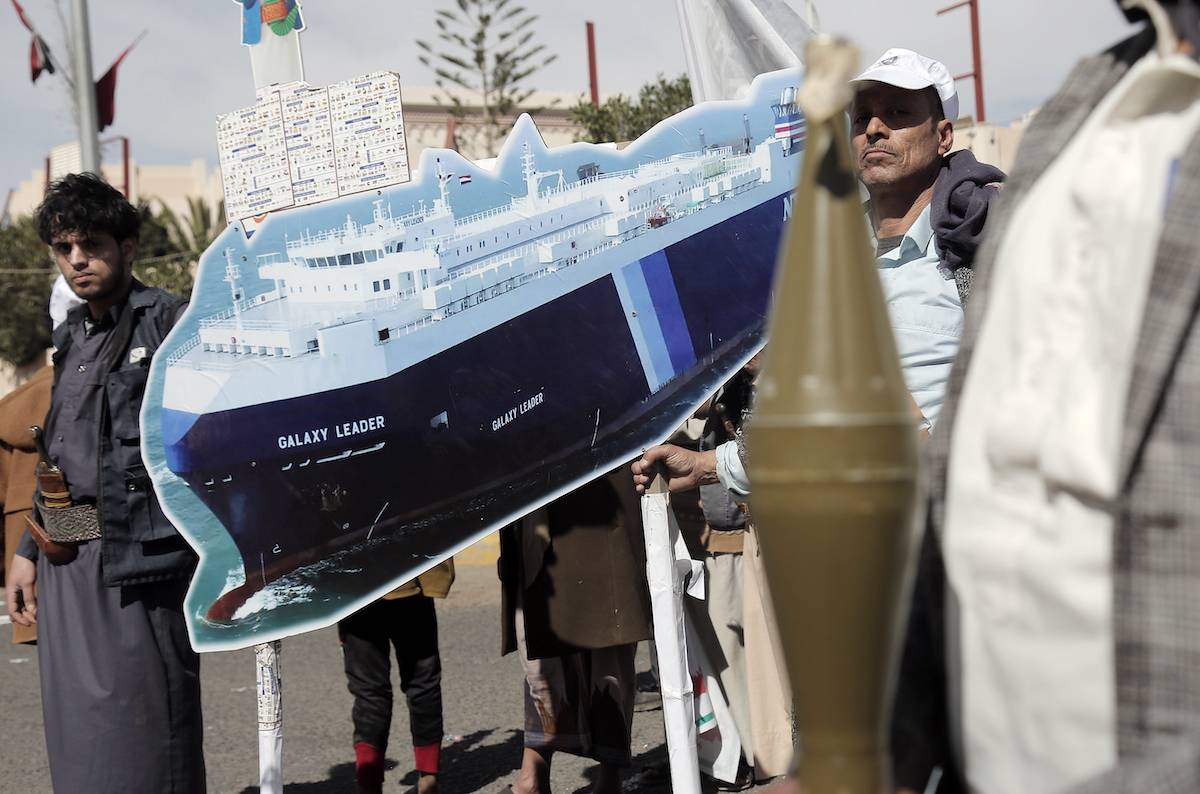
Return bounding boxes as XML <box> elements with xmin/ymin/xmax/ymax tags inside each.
<box><xmin>256</xmin><ymin>640</ymin><xmax>283</xmax><ymax>794</ymax></box>
<box><xmin>642</xmin><ymin>475</ymin><xmax>703</xmax><ymax>794</ymax></box>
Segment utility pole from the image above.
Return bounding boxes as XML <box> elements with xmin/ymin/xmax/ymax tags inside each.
<box><xmin>69</xmin><ymin>0</ymin><xmax>101</xmax><ymax>173</ymax></box>
<box><xmin>937</xmin><ymin>0</ymin><xmax>986</xmax><ymax>121</ymax></box>
<box><xmin>586</xmin><ymin>21</ymin><xmax>600</xmax><ymax>107</ymax></box>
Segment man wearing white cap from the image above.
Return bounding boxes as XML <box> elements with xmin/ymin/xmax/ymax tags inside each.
<box><xmin>850</xmin><ymin>48</ymin><xmax>1004</xmax><ymax>432</ymax></box>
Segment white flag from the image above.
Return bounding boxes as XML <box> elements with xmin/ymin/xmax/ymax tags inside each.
<box><xmin>674</xmin><ymin>0</ymin><xmax>818</xmax><ymax>103</ymax></box>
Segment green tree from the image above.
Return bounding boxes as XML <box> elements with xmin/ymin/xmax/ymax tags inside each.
<box><xmin>132</xmin><ymin>200</ymin><xmax>215</xmax><ymax>297</ymax></box>
<box><xmin>0</xmin><ymin>216</ymin><xmax>56</xmax><ymax>367</ymax></box>
<box><xmin>417</xmin><ymin>0</ymin><xmax>558</xmax><ymax>155</ymax></box>
<box><xmin>155</xmin><ymin>196</ymin><xmax>226</xmax><ymax>254</ymax></box>
<box><xmin>571</xmin><ymin>75</ymin><xmax>694</xmax><ymax>144</ymax></box>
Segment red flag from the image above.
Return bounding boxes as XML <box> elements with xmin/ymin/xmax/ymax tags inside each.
<box><xmin>30</xmin><ymin>34</ymin><xmax>54</xmax><ymax>82</ymax></box>
<box><xmin>11</xmin><ymin>0</ymin><xmax>55</xmax><ymax>83</ymax></box>
<box><xmin>95</xmin><ymin>32</ymin><xmax>145</xmax><ymax>132</ymax></box>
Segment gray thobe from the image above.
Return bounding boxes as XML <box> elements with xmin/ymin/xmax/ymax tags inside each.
<box><xmin>32</xmin><ymin>302</ymin><xmax>205</xmax><ymax>793</ymax></box>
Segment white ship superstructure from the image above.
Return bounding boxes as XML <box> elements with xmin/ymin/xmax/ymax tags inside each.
<box><xmin>165</xmin><ymin>125</ymin><xmax>798</xmax><ymax>416</ymax></box>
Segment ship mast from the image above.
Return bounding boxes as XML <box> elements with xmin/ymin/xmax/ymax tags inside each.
<box><xmin>224</xmin><ymin>248</ymin><xmax>244</xmax><ymax>332</ymax></box>
<box><xmin>521</xmin><ymin>142</ymin><xmax>564</xmax><ymax>200</ymax></box>
<box><xmin>435</xmin><ymin>158</ymin><xmax>453</xmax><ymax>215</ymax></box>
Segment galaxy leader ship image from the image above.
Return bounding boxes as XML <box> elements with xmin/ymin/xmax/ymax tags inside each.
<box><xmin>160</xmin><ymin>86</ymin><xmax>807</xmax><ymax>623</ymax></box>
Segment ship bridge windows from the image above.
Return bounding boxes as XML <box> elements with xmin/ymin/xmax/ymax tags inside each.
<box><xmin>352</xmin><ymin>251</ymin><xmax>365</xmax><ymax>264</ymax></box>
<box><xmin>338</xmin><ymin>253</ymin><xmax>352</xmax><ymax>266</ymax></box>
<box><xmin>365</xmin><ymin>249</ymin><xmax>378</xmax><ymax>263</ymax></box>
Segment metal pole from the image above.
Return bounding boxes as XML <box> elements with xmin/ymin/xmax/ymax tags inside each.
<box><xmin>936</xmin><ymin>0</ymin><xmax>986</xmax><ymax>121</ymax></box>
<box><xmin>69</xmin><ymin>0</ymin><xmax>101</xmax><ymax>174</ymax></box>
<box><xmin>641</xmin><ymin>475</ymin><xmax>703</xmax><ymax>794</ymax></box>
<box><xmin>968</xmin><ymin>0</ymin><xmax>986</xmax><ymax>121</ymax></box>
<box><xmin>586</xmin><ymin>21</ymin><xmax>600</xmax><ymax>107</ymax></box>
<box><xmin>121</xmin><ymin>137</ymin><xmax>130</xmax><ymax>199</ymax></box>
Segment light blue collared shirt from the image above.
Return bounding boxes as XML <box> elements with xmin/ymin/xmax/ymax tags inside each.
<box><xmin>716</xmin><ymin>204</ymin><xmax>964</xmax><ymax>494</ymax></box>
<box><xmin>875</xmin><ymin>203</ymin><xmax>963</xmax><ymax>429</ymax></box>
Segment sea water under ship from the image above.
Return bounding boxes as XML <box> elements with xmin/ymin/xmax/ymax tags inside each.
<box><xmin>161</xmin><ymin>91</ymin><xmax>807</xmax><ymax>620</ymax></box>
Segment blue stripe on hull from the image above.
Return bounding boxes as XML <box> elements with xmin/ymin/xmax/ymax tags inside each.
<box><xmin>617</xmin><ymin>260</ymin><xmax>674</xmax><ymax>390</ymax></box>
<box><xmin>640</xmin><ymin>249</ymin><xmax>697</xmax><ymax>375</ymax></box>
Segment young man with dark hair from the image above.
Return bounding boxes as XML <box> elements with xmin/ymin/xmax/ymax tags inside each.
<box><xmin>5</xmin><ymin>172</ymin><xmax>205</xmax><ymax>793</ymax></box>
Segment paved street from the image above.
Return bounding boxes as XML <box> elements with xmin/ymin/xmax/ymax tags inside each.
<box><xmin>0</xmin><ymin>537</ymin><xmax>699</xmax><ymax>793</ymax></box>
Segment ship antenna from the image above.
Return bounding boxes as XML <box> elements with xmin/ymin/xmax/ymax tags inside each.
<box><xmin>223</xmin><ymin>248</ymin><xmax>244</xmax><ymax>332</ymax></box>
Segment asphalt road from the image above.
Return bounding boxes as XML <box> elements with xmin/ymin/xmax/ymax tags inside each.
<box><xmin>0</xmin><ymin>542</ymin><xmax>703</xmax><ymax>794</ymax></box>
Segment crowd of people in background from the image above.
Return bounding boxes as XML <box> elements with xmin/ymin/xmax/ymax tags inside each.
<box><xmin>6</xmin><ymin>1</ymin><xmax>1200</xmax><ymax>790</ymax></box>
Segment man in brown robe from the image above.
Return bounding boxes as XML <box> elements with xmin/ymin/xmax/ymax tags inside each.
<box><xmin>500</xmin><ymin>468</ymin><xmax>653</xmax><ymax>794</ymax></box>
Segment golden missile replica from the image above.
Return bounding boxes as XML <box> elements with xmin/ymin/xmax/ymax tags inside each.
<box><xmin>745</xmin><ymin>37</ymin><xmax>921</xmax><ymax>793</ymax></box>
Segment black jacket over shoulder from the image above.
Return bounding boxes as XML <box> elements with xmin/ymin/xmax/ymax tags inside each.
<box><xmin>45</xmin><ymin>280</ymin><xmax>194</xmax><ymax>586</ymax></box>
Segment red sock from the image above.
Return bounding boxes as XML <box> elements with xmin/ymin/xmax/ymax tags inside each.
<box><xmin>414</xmin><ymin>742</ymin><xmax>441</xmax><ymax>775</ymax></box>
<box><xmin>355</xmin><ymin>741</ymin><xmax>385</xmax><ymax>787</ymax></box>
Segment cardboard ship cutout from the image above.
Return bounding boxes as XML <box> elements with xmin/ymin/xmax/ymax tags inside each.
<box><xmin>142</xmin><ymin>68</ymin><xmax>807</xmax><ymax>651</ymax></box>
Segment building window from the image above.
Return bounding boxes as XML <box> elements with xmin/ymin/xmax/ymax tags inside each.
<box><xmin>378</xmin><ymin>328</ymin><xmax>391</xmax><ymax>341</ymax></box>
<box><xmin>383</xmin><ymin>278</ymin><xmax>392</xmax><ymax>290</ymax></box>
<box><xmin>373</xmin><ymin>281</ymin><xmax>380</xmax><ymax>292</ymax></box>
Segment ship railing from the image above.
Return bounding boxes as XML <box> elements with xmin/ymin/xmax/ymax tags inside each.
<box><xmin>435</xmin><ymin>241</ymin><xmax>540</xmax><ymax>286</ymax></box>
<box><xmin>200</xmin><ymin>317</ymin><xmax>290</xmax><ymax>331</ymax></box>
<box><xmin>454</xmin><ymin>202</ymin><xmax>520</xmax><ymax>229</ymax></box>
<box><xmin>196</xmin><ymin>294</ymin><xmax>268</xmax><ymax>327</ymax></box>
<box><xmin>287</xmin><ymin>228</ymin><xmax>347</xmax><ymax>249</ymax></box>
<box><xmin>165</xmin><ymin>335</ymin><xmax>202</xmax><ymax>365</ymax></box>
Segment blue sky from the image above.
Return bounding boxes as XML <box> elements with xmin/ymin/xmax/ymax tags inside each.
<box><xmin>1</xmin><ymin>1</ymin><xmax>1134</xmax><ymax>198</ymax></box>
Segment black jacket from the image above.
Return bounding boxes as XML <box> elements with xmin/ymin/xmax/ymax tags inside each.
<box><xmin>21</xmin><ymin>280</ymin><xmax>195</xmax><ymax>585</ymax></box>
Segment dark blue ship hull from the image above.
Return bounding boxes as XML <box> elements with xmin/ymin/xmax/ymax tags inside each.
<box><xmin>162</xmin><ymin>194</ymin><xmax>788</xmax><ymax>619</ymax></box>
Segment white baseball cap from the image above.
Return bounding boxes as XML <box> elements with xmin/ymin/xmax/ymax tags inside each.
<box><xmin>851</xmin><ymin>48</ymin><xmax>960</xmax><ymax>122</ymax></box>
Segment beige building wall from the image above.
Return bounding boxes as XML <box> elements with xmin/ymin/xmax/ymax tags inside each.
<box><xmin>8</xmin><ymin>157</ymin><xmax>224</xmax><ymax>223</ymax></box>
<box><xmin>950</xmin><ymin>113</ymin><xmax>1034</xmax><ymax>175</ymax></box>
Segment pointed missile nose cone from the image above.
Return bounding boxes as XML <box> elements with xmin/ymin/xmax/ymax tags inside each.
<box><xmin>745</xmin><ymin>36</ymin><xmax>921</xmax><ymax>794</ymax></box>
